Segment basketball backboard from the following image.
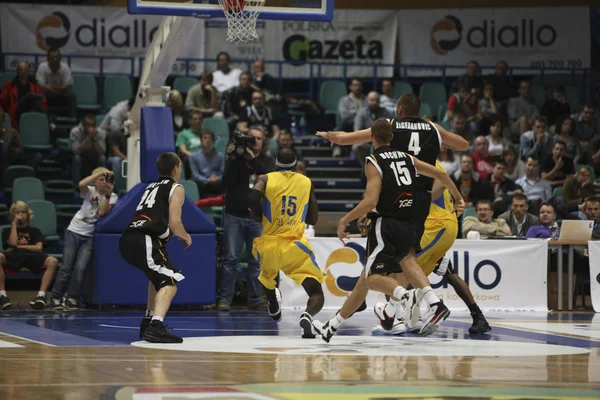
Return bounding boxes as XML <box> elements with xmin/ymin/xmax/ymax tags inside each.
<box><xmin>127</xmin><ymin>0</ymin><xmax>334</xmax><ymax>21</ymax></box>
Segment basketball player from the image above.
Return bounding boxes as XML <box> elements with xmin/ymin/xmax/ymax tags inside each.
<box><xmin>324</xmin><ymin>119</ymin><xmax>464</xmax><ymax>339</ymax></box>
<box><xmin>119</xmin><ymin>152</ymin><xmax>192</xmax><ymax>344</ymax></box>
<box><xmin>248</xmin><ymin>148</ymin><xmax>325</xmax><ymax>338</ymax></box>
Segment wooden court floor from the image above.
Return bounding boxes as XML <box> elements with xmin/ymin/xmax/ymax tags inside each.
<box><xmin>0</xmin><ymin>309</ymin><xmax>599</xmax><ymax>400</ymax></box>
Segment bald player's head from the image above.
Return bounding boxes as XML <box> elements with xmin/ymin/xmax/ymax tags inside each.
<box><xmin>276</xmin><ymin>148</ymin><xmax>297</xmax><ymax>171</ymax></box>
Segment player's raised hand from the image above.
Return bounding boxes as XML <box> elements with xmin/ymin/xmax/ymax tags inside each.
<box><xmin>454</xmin><ymin>199</ymin><xmax>466</xmax><ymax>217</ymax></box>
<box><xmin>337</xmin><ymin>220</ymin><xmax>350</xmax><ymax>244</ymax></box>
<box><xmin>179</xmin><ymin>234</ymin><xmax>192</xmax><ymax>249</ymax></box>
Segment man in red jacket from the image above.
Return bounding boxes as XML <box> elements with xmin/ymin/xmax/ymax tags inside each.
<box><xmin>0</xmin><ymin>61</ymin><xmax>47</xmax><ymax>129</ymax></box>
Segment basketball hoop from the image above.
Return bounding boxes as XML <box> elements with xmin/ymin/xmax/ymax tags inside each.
<box><xmin>217</xmin><ymin>0</ymin><xmax>265</xmax><ymax>43</ymax></box>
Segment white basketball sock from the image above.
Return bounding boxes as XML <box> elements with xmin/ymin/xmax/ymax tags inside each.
<box><xmin>151</xmin><ymin>316</ymin><xmax>164</xmax><ymax>323</ymax></box>
<box><xmin>331</xmin><ymin>313</ymin><xmax>345</xmax><ymax>329</ymax></box>
<box><xmin>422</xmin><ymin>286</ymin><xmax>440</xmax><ymax>305</ymax></box>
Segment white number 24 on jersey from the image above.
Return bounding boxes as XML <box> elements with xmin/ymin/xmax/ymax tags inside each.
<box><xmin>136</xmin><ymin>187</ymin><xmax>159</xmax><ymax>210</ymax></box>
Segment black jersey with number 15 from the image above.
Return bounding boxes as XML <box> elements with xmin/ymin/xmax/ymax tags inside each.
<box><xmin>125</xmin><ymin>177</ymin><xmax>181</xmax><ymax>241</ymax></box>
<box><xmin>366</xmin><ymin>146</ymin><xmax>419</xmax><ymax>220</ymax></box>
<box><xmin>389</xmin><ymin>117</ymin><xmax>441</xmax><ymax>191</ymax></box>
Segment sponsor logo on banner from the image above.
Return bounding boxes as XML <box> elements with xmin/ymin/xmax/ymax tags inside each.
<box><xmin>36</xmin><ymin>11</ymin><xmax>71</xmax><ymax>51</ymax></box>
<box><xmin>323</xmin><ymin>242</ymin><xmax>365</xmax><ymax>297</ymax></box>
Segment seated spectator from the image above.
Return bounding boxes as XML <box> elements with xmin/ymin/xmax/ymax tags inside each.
<box><xmin>352</xmin><ymin>91</ymin><xmax>392</xmax><ymax>167</ymax></box>
<box><xmin>526</xmin><ymin>202</ymin><xmax>559</xmax><ymax>239</ymax></box>
<box><xmin>541</xmin><ymin>85</ymin><xmax>570</xmax><ymax>127</ymax></box>
<box><xmin>379</xmin><ymin>79</ymin><xmax>397</xmax><ymax>116</ymax></box>
<box><xmin>225</xmin><ymin>72</ymin><xmax>255</xmax><ymax>129</ymax></box>
<box><xmin>446</xmin><ymin>80</ymin><xmax>480</xmax><ymax>134</ymax></box>
<box><xmin>70</xmin><ymin>114</ymin><xmax>106</xmax><ymax>184</ymax></box>
<box><xmin>100</xmin><ymin>97</ymin><xmax>134</xmax><ymax>136</ymax></box>
<box><xmin>176</xmin><ymin>110</ymin><xmax>204</xmax><ymax>177</ymax></box>
<box><xmin>336</xmin><ymin>78</ymin><xmax>365</xmax><ymax>133</ymax></box>
<box><xmin>515</xmin><ymin>157</ymin><xmax>553</xmax><ymax>205</ymax></box>
<box><xmin>167</xmin><ymin>90</ymin><xmax>187</xmax><ymax>136</ymax></box>
<box><xmin>451</xmin><ymin>111</ymin><xmax>475</xmax><ymax>143</ymax></box>
<box><xmin>437</xmin><ymin>145</ymin><xmax>460</xmax><ymax>177</ymax></box>
<box><xmin>581</xmin><ymin>134</ymin><xmax>600</xmax><ymax>177</ymax></box>
<box><xmin>488</xmin><ymin>160</ymin><xmax>523</xmax><ymax>215</ymax></box>
<box><xmin>190</xmin><ymin>130</ymin><xmax>225</xmax><ymax>197</ymax></box>
<box><xmin>520</xmin><ymin>116</ymin><xmax>553</xmax><ymax>161</ymax></box>
<box><xmin>237</xmin><ymin>91</ymin><xmax>280</xmax><ymax>139</ymax></box>
<box><xmin>35</xmin><ymin>48</ymin><xmax>75</xmax><ymax>118</ymax></box>
<box><xmin>0</xmin><ymin>61</ymin><xmax>47</xmax><ymax>129</ymax></box>
<box><xmin>453</xmin><ymin>60</ymin><xmax>484</xmax><ymax>96</ymax></box>
<box><xmin>486</xmin><ymin>116</ymin><xmax>511</xmax><ymax>157</ymax></box>
<box><xmin>479</xmin><ymin>82</ymin><xmax>499</xmax><ymax>119</ymax></box>
<box><xmin>0</xmin><ymin>124</ymin><xmax>42</xmax><ymax>173</ymax></box>
<box><xmin>508</xmin><ymin>80</ymin><xmax>539</xmax><ymax>139</ymax></box>
<box><xmin>213</xmin><ymin>51</ymin><xmax>242</xmax><ymax>93</ymax></box>
<box><xmin>553</xmin><ymin>116</ymin><xmax>580</xmax><ymax>161</ymax></box>
<box><xmin>251</xmin><ymin>60</ymin><xmax>285</xmax><ymax>117</ymax></box>
<box><xmin>0</xmin><ymin>201</ymin><xmax>58</xmax><ymax>310</ymax></box>
<box><xmin>541</xmin><ymin>140</ymin><xmax>575</xmax><ymax>187</ymax></box>
<box><xmin>462</xmin><ymin>199</ymin><xmax>511</xmax><ymax>238</ymax></box>
<box><xmin>562</xmin><ymin>167</ymin><xmax>594</xmax><ymax>208</ymax></box>
<box><xmin>584</xmin><ymin>197</ymin><xmax>600</xmax><ymax>239</ymax></box>
<box><xmin>498</xmin><ymin>193</ymin><xmax>539</xmax><ymax>237</ymax></box>
<box><xmin>574</xmin><ymin>103</ymin><xmax>599</xmax><ymax>147</ymax></box>
<box><xmin>51</xmin><ymin>168</ymin><xmax>118</xmax><ymax>310</ymax></box>
<box><xmin>107</xmin><ymin>124</ymin><xmax>127</xmax><ymax>180</ymax></box>
<box><xmin>185</xmin><ymin>71</ymin><xmax>221</xmax><ymax>118</ymax></box>
<box><xmin>503</xmin><ymin>146</ymin><xmax>525</xmax><ymax>181</ymax></box>
<box><xmin>452</xmin><ymin>154</ymin><xmax>494</xmax><ymax>208</ymax></box>
<box><xmin>486</xmin><ymin>60</ymin><xmax>516</xmax><ymax>107</ymax></box>
<box><xmin>268</xmin><ymin>129</ymin><xmax>300</xmax><ymax>160</ymax></box>
<box><xmin>471</xmin><ymin>136</ymin><xmax>494</xmax><ymax>180</ymax></box>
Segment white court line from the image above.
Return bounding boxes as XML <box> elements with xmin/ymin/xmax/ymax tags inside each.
<box><xmin>0</xmin><ymin>332</ymin><xmax>56</xmax><ymax>347</ymax></box>
<box><xmin>99</xmin><ymin>324</ymin><xmax>302</xmax><ymax>332</ymax></box>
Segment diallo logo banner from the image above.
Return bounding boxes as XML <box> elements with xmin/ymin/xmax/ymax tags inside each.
<box><xmin>36</xmin><ymin>11</ymin><xmax>71</xmax><ymax>52</ymax></box>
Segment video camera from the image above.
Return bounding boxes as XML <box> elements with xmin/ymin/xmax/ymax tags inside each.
<box><xmin>232</xmin><ymin>130</ymin><xmax>256</xmax><ymax>156</ymax></box>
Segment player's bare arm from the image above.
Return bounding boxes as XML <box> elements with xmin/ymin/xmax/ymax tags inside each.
<box><xmin>306</xmin><ymin>183</ymin><xmax>318</xmax><ymax>226</ymax></box>
<box><xmin>315</xmin><ymin>128</ymin><xmax>371</xmax><ymax>146</ymax></box>
<box><xmin>248</xmin><ymin>174</ymin><xmax>268</xmax><ymax>222</ymax></box>
<box><xmin>430</xmin><ymin>179</ymin><xmax>445</xmax><ymax>202</ymax></box>
<box><xmin>168</xmin><ymin>185</ymin><xmax>192</xmax><ymax>248</ymax></box>
<box><xmin>434</xmin><ymin>123</ymin><xmax>470</xmax><ymax>151</ymax></box>
<box><xmin>337</xmin><ymin>163</ymin><xmax>381</xmax><ymax>242</ymax></box>
<box><xmin>412</xmin><ymin>158</ymin><xmax>465</xmax><ymax>216</ymax></box>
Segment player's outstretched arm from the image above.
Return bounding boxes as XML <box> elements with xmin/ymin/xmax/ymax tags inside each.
<box><xmin>315</xmin><ymin>128</ymin><xmax>372</xmax><ymax>146</ymax></box>
<box><xmin>248</xmin><ymin>175</ymin><xmax>268</xmax><ymax>222</ymax></box>
<box><xmin>305</xmin><ymin>183</ymin><xmax>318</xmax><ymax>226</ymax></box>
<box><xmin>412</xmin><ymin>158</ymin><xmax>465</xmax><ymax>212</ymax></box>
<box><xmin>337</xmin><ymin>163</ymin><xmax>381</xmax><ymax>242</ymax></box>
<box><xmin>168</xmin><ymin>185</ymin><xmax>192</xmax><ymax>248</ymax></box>
<box><xmin>433</xmin><ymin>123</ymin><xmax>470</xmax><ymax>151</ymax></box>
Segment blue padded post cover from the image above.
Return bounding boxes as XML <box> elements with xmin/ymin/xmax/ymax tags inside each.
<box><xmin>140</xmin><ymin>106</ymin><xmax>176</xmax><ymax>184</ymax></box>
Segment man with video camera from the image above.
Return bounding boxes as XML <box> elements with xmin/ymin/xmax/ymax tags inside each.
<box><xmin>216</xmin><ymin>126</ymin><xmax>275</xmax><ymax>311</ymax></box>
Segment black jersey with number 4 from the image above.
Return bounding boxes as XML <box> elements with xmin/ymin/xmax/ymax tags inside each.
<box><xmin>366</xmin><ymin>146</ymin><xmax>420</xmax><ymax>220</ymax></box>
<box><xmin>389</xmin><ymin>117</ymin><xmax>441</xmax><ymax>191</ymax></box>
<box><xmin>125</xmin><ymin>177</ymin><xmax>181</xmax><ymax>241</ymax></box>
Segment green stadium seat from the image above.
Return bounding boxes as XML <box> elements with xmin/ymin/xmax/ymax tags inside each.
<box><xmin>18</xmin><ymin>112</ymin><xmax>52</xmax><ymax>151</ymax></box>
<box><xmin>44</xmin><ymin>180</ymin><xmax>76</xmax><ymax>196</ymax></box>
<box><xmin>103</xmin><ymin>76</ymin><xmax>133</xmax><ymax>108</ymax></box>
<box><xmin>1</xmin><ymin>165</ymin><xmax>35</xmax><ymax>194</ymax></box>
<box><xmin>552</xmin><ymin>186</ymin><xmax>563</xmax><ymax>197</ymax></box>
<box><xmin>202</xmin><ymin>117</ymin><xmax>230</xmax><ymax>142</ymax></box>
<box><xmin>564</xmin><ymin>85</ymin><xmax>581</xmax><ymax>113</ymax></box>
<box><xmin>393</xmin><ymin>81</ymin><xmax>413</xmax><ymax>98</ymax></box>
<box><xmin>73</xmin><ymin>74</ymin><xmax>101</xmax><ymax>112</ymax></box>
<box><xmin>319</xmin><ymin>80</ymin><xmax>347</xmax><ymax>116</ymax></box>
<box><xmin>27</xmin><ymin>200</ymin><xmax>59</xmax><ymax>243</ymax></box>
<box><xmin>56</xmin><ymin>138</ymin><xmax>72</xmax><ymax>153</ymax></box>
<box><xmin>2</xmin><ymin>112</ymin><xmax>10</xmax><ymax>129</ymax></box>
<box><xmin>419</xmin><ymin>103</ymin><xmax>432</xmax><ymax>118</ymax></box>
<box><xmin>437</xmin><ymin>104</ymin><xmax>447</xmax><ymax>122</ymax></box>
<box><xmin>0</xmin><ymin>72</ymin><xmax>15</xmax><ymax>88</ymax></box>
<box><xmin>419</xmin><ymin>83</ymin><xmax>447</xmax><ymax>119</ymax></box>
<box><xmin>463</xmin><ymin>206</ymin><xmax>476</xmax><ymax>219</ymax></box>
<box><xmin>173</xmin><ymin>76</ymin><xmax>198</xmax><ymax>96</ymax></box>
<box><xmin>531</xmin><ymin>85</ymin><xmax>546</xmax><ymax>110</ymax></box>
<box><xmin>12</xmin><ymin>177</ymin><xmax>44</xmax><ymax>203</ymax></box>
<box><xmin>179</xmin><ymin>179</ymin><xmax>199</xmax><ymax>202</ymax></box>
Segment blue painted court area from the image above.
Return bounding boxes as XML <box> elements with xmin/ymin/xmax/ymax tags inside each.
<box><xmin>0</xmin><ymin>309</ymin><xmax>598</xmax><ymax>348</ymax></box>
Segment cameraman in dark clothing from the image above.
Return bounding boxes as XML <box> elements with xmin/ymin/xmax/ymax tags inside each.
<box><xmin>217</xmin><ymin>126</ymin><xmax>275</xmax><ymax>311</ymax></box>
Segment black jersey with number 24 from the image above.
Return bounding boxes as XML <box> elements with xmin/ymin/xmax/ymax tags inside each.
<box><xmin>125</xmin><ymin>177</ymin><xmax>181</xmax><ymax>241</ymax></box>
<box><xmin>389</xmin><ymin>117</ymin><xmax>441</xmax><ymax>192</ymax></box>
<box><xmin>366</xmin><ymin>146</ymin><xmax>420</xmax><ymax>221</ymax></box>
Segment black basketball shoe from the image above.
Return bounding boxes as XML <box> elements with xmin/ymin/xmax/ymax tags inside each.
<box><xmin>142</xmin><ymin>320</ymin><xmax>183</xmax><ymax>343</ymax></box>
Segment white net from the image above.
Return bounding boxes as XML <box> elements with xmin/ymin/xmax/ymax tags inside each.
<box><xmin>217</xmin><ymin>0</ymin><xmax>265</xmax><ymax>43</ymax></box>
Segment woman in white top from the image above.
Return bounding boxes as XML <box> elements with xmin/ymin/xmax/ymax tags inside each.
<box><xmin>503</xmin><ymin>146</ymin><xmax>525</xmax><ymax>181</ymax></box>
<box><xmin>437</xmin><ymin>145</ymin><xmax>460</xmax><ymax>176</ymax></box>
<box><xmin>485</xmin><ymin>116</ymin><xmax>511</xmax><ymax>157</ymax></box>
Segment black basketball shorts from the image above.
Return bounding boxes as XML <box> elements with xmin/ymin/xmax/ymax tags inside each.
<box><xmin>365</xmin><ymin>216</ymin><xmax>415</xmax><ymax>276</ymax></box>
<box><xmin>119</xmin><ymin>231</ymin><xmax>185</xmax><ymax>291</ymax></box>
<box><xmin>1</xmin><ymin>249</ymin><xmax>48</xmax><ymax>275</ymax></box>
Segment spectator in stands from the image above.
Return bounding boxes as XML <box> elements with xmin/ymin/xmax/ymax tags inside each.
<box><xmin>268</xmin><ymin>129</ymin><xmax>300</xmax><ymax>160</ymax></box>
<box><xmin>574</xmin><ymin>103</ymin><xmax>599</xmax><ymax>146</ymax></box>
<box><xmin>225</xmin><ymin>72</ymin><xmax>254</xmax><ymax>130</ymax></box>
<box><xmin>251</xmin><ymin>60</ymin><xmax>285</xmax><ymax>117</ymax></box>
<box><xmin>185</xmin><ymin>71</ymin><xmax>221</xmax><ymax>119</ymax></box>
<box><xmin>471</xmin><ymin>136</ymin><xmax>494</xmax><ymax>180</ymax></box>
<box><xmin>35</xmin><ymin>48</ymin><xmax>75</xmax><ymax>118</ymax></box>
<box><xmin>176</xmin><ymin>110</ymin><xmax>204</xmax><ymax>178</ymax></box>
<box><xmin>503</xmin><ymin>146</ymin><xmax>525</xmax><ymax>181</ymax></box>
<box><xmin>107</xmin><ymin>123</ymin><xmax>127</xmax><ymax>180</ymax></box>
<box><xmin>0</xmin><ymin>61</ymin><xmax>47</xmax><ymax>129</ymax></box>
<box><xmin>541</xmin><ymin>140</ymin><xmax>575</xmax><ymax>187</ymax></box>
<box><xmin>515</xmin><ymin>157</ymin><xmax>553</xmax><ymax>209</ymax></box>
<box><xmin>553</xmin><ymin>116</ymin><xmax>580</xmax><ymax>161</ymax></box>
<box><xmin>451</xmin><ymin>111</ymin><xmax>475</xmax><ymax>143</ymax></box>
<box><xmin>446</xmin><ymin>80</ymin><xmax>480</xmax><ymax>134</ymax></box>
<box><xmin>462</xmin><ymin>199</ymin><xmax>511</xmax><ymax>238</ymax></box>
<box><xmin>488</xmin><ymin>160</ymin><xmax>523</xmax><ymax>215</ymax></box>
<box><xmin>485</xmin><ymin>116</ymin><xmax>511</xmax><ymax>157</ymax></box>
<box><xmin>541</xmin><ymin>86</ymin><xmax>571</xmax><ymax>127</ymax></box>
<box><xmin>336</xmin><ymin>78</ymin><xmax>365</xmax><ymax>133</ymax></box>
<box><xmin>70</xmin><ymin>114</ymin><xmax>107</xmax><ymax>184</ymax></box>
<box><xmin>454</xmin><ymin>60</ymin><xmax>483</xmax><ymax>96</ymax></box>
<box><xmin>486</xmin><ymin>61</ymin><xmax>515</xmax><ymax>105</ymax></box>
<box><xmin>352</xmin><ymin>91</ymin><xmax>392</xmax><ymax>167</ymax></box>
<box><xmin>100</xmin><ymin>97</ymin><xmax>134</xmax><ymax>136</ymax></box>
<box><xmin>51</xmin><ymin>168</ymin><xmax>118</xmax><ymax>310</ymax></box>
<box><xmin>218</xmin><ymin>126</ymin><xmax>275</xmax><ymax>311</ymax></box>
<box><xmin>296</xmin><ymin>160</ymin><xmax>307</xmax><ymax>175</ymax></box>
<box><xmin>189</xmin><ymin>129</ymin><xmax>224</xmax><ymax>197</ymax></box>
<box><xmin>452</xmin><ymin>154</ymin><xmax>494</xmax><ymax>208</ymax></box>
<box><xmin>479</xmin><ymin>82</ymin><xmax>499</xmax><ymax>119</ymax></box>
<box><xmin>237</xmin><ymin>91</ymin><xmax>280</xmax><ymax>139</ymax></box>
<box><xmin>508</xmin><ymin>80</ymin><xmax>539</xmax><ymax>139</ymax></box>
<box><xmin>0</xmin><ymin>123</ymin><xmax>42</xmax><ymax>172</ymax></box>
<box><xmin>584</xmin><ymin>197</ymin><xmax>600</xmax><ymax>239</ymax></box>
<box><xmin>498</xmin><ymin>193</ymin><xmax>539</xmax><ymax>237</ymax></box>
<box><xmin>437</xmin><ymin>145</ymin><xmax>460</xmax><ymax>177</ymax></box>
<box><xmin>213</xmin><ymin>51</ymin><xmax>242</xmax><ymax>93</ymax></box>
<box><xmin>379</xmin><ymin>79</ymin><xmax>397</xmax><ymax>116</ymax></box>
<box><xmin>167</xmin><ymin>90</ymin><xmax>187</xmax><ymax>136</ymax></box>
<box><xmin>526</xmin><ymin>203</ymin><xmax>559</xmax><ymax>239</ymax></box>
<box><xmin>0</xmin><ymin>201</ymin><xmax>58</xmax><ymax>310</ymax></box>
<box><xmin>582</xmin><ymin>134</ymin><xmax>600</xmax><ymax>177</ymax></box>
<box><xmin>520</xmin><ymin>116</ymin><xmax>553</xmax><ymax>161</ymax></box>
<box><xmin>562</xmin><ymin>167</ymin><xmax>594</xmax><ymax>208</ymax></box>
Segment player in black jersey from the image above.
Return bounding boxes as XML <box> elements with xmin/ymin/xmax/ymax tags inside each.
<box><xmin>119</xmin><ymin>152</ymin><xmax>192</xmax><ymax>344</ymax></box>
<box><xmin>334</xmin><ymin>119</ymin><xmax>464</xmax><ymax>335</ymax></box>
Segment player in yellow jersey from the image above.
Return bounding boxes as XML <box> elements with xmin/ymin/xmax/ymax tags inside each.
<box><xmin>249</xmin><ymin>149</ymin><xmax>325</xmax><ymax>338</ymax></box>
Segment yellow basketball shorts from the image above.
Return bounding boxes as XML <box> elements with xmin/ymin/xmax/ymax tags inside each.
<box><xmin>252</xmin><ymin>235</ymin><xmax>326</xmax><ymax>290</ymax></box>
<box><xmin>416</xmin><ymin>219</ymin><xmax>458</xmax><ymax>276</ymax></box>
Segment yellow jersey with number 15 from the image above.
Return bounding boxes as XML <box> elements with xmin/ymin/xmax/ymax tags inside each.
<box><xmin>262</xmin><ymin>171</ymin><xmax>312</xmax><ymax>239</ymax></box>
<box><xmin>426</xmin><ymin>161</ymin><xmax>458</xmax><ymax>223</ymax></box>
